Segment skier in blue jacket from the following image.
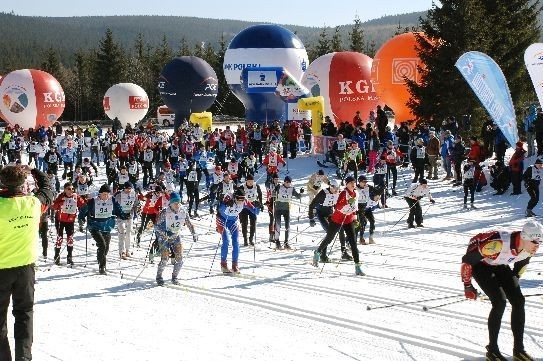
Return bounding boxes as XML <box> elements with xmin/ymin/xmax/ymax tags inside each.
<box><xmin>78</xmin><ymin>184</ymin><xmax>123</xmax><ymax>274</ymax></box>
<box><xmin>216</xmin><ymin>188</ymin><xmax>259</xmax><ymax>274</ymax></box>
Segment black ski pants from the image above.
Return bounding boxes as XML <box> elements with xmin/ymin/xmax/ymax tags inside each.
<box><xmin>405</xmin><ymin>197</ymin><xmax>423</xmax><ymax>226</ymax></box>
<box><xmin>472</xmin><ymin>263</ymin><xmax>525</xmax><ymax>351</ymax></box>
<box><xmin>317</xmin><ymin>220</ymin><xmax>359</xmax><ymax>263</ymax></box>
<box><xmin>463</xmin><ymin>179</ymin><xmax>475</xmax><ymax>204</ymax></box>
<box><xmin>526</xmin><ymin>184</ymin><xmax>539</xmax><ymax>211</ymax></box>
<box><xmin>239</xmin><ymin>208</ymin><xmax>257</xmax><ymax>244</ymax></box>
<box><xmin>90</xmin><ymin>230</ymin><xmax>111</xmax><ymax>269</ymax></box>
<box><xmin>0</xmin><ymin>264</ymin><xmax>35</xmax><ymax>361</ymax></box>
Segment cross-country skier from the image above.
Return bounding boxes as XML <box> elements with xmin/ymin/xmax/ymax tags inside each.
<box><xmin>216</xmin><ymin>188</ymin><xmax>259</xmax><ymax>274</ymax></box>
<box><xmin>523</xmin><ymin>158</ymin><xmax>543</xmax><ymax>217</ymax></box>
<box><xmin>114</xmin><ymin>182</ymin><xmax>138</xmax><ymax>260</ymax></box>
<box><xmin>461</xmin><ymin>221</ymin><xmax>541</xmax><ymax>361</ymax></box>
<box><xmin>154</xmin><ymin>192</ymin><xmax>198</xmax><ymax>285</ymax></box>
<box><xmin>312</xmin><ymin>176</ymin><xmax>364</xmax><ymax>275</ymax></box>
<box><xmin>239</xmin><ymin>174</ymin><xmax>263</xmax><ymax>246</ymax></box>
<box><xmin>404</xmin><ymin>179</ymin><xmax>435</xmax><ymax>228</ymax></box>
<box><xmin>273</xmin><ymin>176</ymin><xmax>304</xmax><ymax>250</ymax></box>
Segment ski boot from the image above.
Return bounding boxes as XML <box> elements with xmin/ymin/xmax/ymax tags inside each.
<box><xmin>319</xmin><ymin>253</ymin><xmax>330</xmax><ymax>263</ymax></box>
<box><xmin>341</xmin><ymin>249</ymin><xmax>353</xmax><ymax>261</ymax></box>
<box><xmin>156</xmin><ymin>278</ymin><xmax>165</xmax><ymax>286</ymax></box>
<box><xmin>275</xmin><ymin>240</ymin><xmax>282</xmax><ymax>250</ymax></box>
<box><xmin>312</xmin><ymin>251</ymin><xmax>320</xmax><ymax>267</ymax></box>
<box><xmin>243</xmin><ymin>239</ymin><xmax>249</xmax><ymax>247</ymax></box>
<box><xmin>485</xmin><ymin>346</ymin><xmax>507</xmax><ymax>361</ymax></box>
<box><xmin>283</xmin><ymin>241</ymin><xmax>291</xmax><ymax>250</ymax></box>
<box><xmin>54</xmin><ymin>248</ymin><xmax>61</xmax><ymax>265</ymax></box>
<box><xmin>220</xmin><ymin>260</ymin><xmax>232</xmax><ymax>274</ymax></box>
<box><xmin>231</xmin><ymin>262</ymin><xmax>240</xmax><ymax>275</ymax></box>
<box><xmin>171</xmin><ymin>278</ymin><xmax>179</xmax><ymax>285</ymax></box>
<box><xmin>407</xmin><ymin>223</ymin><xmax>416</xmax><ymax>229</ymax></box>
<box><xmin>355</xmin><ymin>263</ymin><xmax>365</xmax><ymax>276</ymax></box>
<box><xmin>392</xmin><ymin>189</ymin><xmax>398</xmax><ymax>196</ymax></box>
<box><xmin>99</xmin><ymin>266</ymin><xmax>107</xmax><ymax>275</ymax></box>
<box><xmin>66</xmin><ymin>246</ymin><xmax>74</xmax><ymax>266</ymax></box>
<box><xmin>513</xmin><ymin>348</ymin><xmax>535</xmax><ymax>361</ymax></box>
<box><xmin>525</xmin><ymin>209</ymin><xmax>536</xmax><ymax>217</ymax></box>
<box><xmin>249</xmin><ymin>237</ymin><xmax>254</xmax><ymax>246</ymax></box>
<box><xmin>463</xmin><ymin>203</ymin><xmax>468</xmax><ymax>209</ymax></box>
<box><xmin>359</xmin><ymin>236</ymin><xmax>367</xmax><ymax>245</ymax></box>
<box><xmin>368</xmin><ymin>235</ymin><xmax>375</xmax><ymax>244</ymax></box>
<box><xmin>470</xmin><ymin>203</ymin><xmax>477</xmax><ymax>209</ymax></box>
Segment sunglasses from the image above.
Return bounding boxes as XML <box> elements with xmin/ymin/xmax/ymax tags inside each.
<box><xmin>66</xmin><ymin>188</ymin><xmax>74</xmax><ymax>191</ymax></box>
<box><xmin>531</xmin><ymin>239</ymin><xmax>541</xmax><ymax>245</ymax></box>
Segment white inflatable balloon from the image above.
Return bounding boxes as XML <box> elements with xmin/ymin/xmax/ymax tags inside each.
<box><xmin>103</xmin><ymin>83</ymin><xmax>148</xmax><ymax>127</ymax></box>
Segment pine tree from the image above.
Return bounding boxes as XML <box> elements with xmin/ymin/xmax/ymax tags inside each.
<box><xmin>177</xmin><ymin>37</ymin><xmax>191</xmax><ymax>56</ymax></box>
<box><xmin>331</xmin><ymin>26</ymin><xmax>343</xmax><ymax>52</ymax></box>
<box><xmin>40</xmin><ymin>47</ymin><xmax>62</xmax><ymax>78</ymax></box>
<box><xmin>91</xmin><ymin>28</ymin><xmax>126</xmax><ymax>117</ymax></box>
<box><xmin>365</xmin><ymin>39</ymin><xmax>377</xmax><ymax>57</ymax></box>
<box><xmin>349</xmin><ymin>15</ymin><xmax>365</xmax><ymax>52</ymax></box>
<box><xmin>313</xmin><ymin>26</ymin><xmax>331</xmax><ymax>59</ymax></box>
<box><xmin>406</xmin><ymin>0</ymin><xmax>541</xmax><ymax>132</ymax></box>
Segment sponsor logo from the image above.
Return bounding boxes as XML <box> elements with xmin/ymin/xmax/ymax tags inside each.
<box><xmin>129</xmin><ymin>96</ymin><xmax>149</xmax><ymax>110</ymax></box>
<box><xmin>301</xmin><ymin>59</ymin><xmax>307</xmax><ymax>72</ymax></box>
<box><xmin>392</xmin><ymin>58</ymin><xmax>419</xmax><ymax>84</ymax></box>
<box><xmin>223</xmin><ymin>63</ymin><xmax>261</xmax><ymax>71</ymax></box>
<box><xmin>338</xmin><ymin>80</ymin><xmax>375</xmax><ymax>95</ymax></box>
<box><xmin>371</xmin><ymin>59</ymin><xmax>380</xmax><ymax>83</ymax></box>
<box><xmin>2</xmin><ymin>85</ymin><xmax>29</xmax><ymax>114</ymax></box>
<box><xmin>103</xmin><ymin>96</ymin><xmax>110</xmax><ymax>111</ymax></box>
<box><xmin>43</xmin><ymin>91</ymin><xmax>65</xmax><ymax>103</ymax></box>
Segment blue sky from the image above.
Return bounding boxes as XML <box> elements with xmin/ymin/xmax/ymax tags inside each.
<box><xmin>1</xmin><ymin>0</ymin><xmax>436</xmax><ymax>27</ymax></box>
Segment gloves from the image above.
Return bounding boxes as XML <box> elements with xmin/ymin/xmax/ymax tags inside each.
<box><xmin>299</xmin><ymin>188</ymin><xmax>305</xmax><ymax>194</ymax></box>
<box><xmin>464</xmin><ymin>284</ymin><xmax>478</xmax><ymax>300</ymax></box>
<box><xmin>192</xmin><ymin>234</ymin><xmax>198</xmax><ymax>242</ymax></box>
<box><xmin>430</xmin><ymin>199</ymin><xmax>436</xmax><ymax>204</ymax></box>
<box><xmin>353</xmin><ymin>220</ymin><xmax>360</xmax><ymax>230</ymax></box>
<box><xmin>309</xmin><ymin>218</ymin><xmax>316</xmax><ymax>227</ymax></box>
<box><xmin>348</xmin><ymin>196</ymin><xmax>356</xmax><ymax>206</ymax></box>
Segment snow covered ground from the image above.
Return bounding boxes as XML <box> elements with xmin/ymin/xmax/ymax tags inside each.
<box><xmin>7</xmin><ymin>149</ymin><xmax>543</xmax><ymax>361</ymax></box>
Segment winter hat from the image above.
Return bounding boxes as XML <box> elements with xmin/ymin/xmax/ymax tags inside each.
<box><xmin>318</xmin><ymin>169</ymin><xmax>325</xmax><ymax>175</ymax></box>
<box><xmin>284</xmin><ymin>176</ymin><xmax>292</xmax><ymax>183</ymax></box>
<box><xmin>344</xmin><ymin>175</ymin><xmax>356</xmax><ymax>184</ymax></box>
<box><xmin>329</xmin><ymin>179</ymin><xmax>339</xmax><ymax>189</ymax></box>
<box><xmin>155</xmin><ymin>185</ymin><xmax>163</xmax><ymax>192</ymax></box>
<box><xmin>0</xmin><ymin>165</ymin><xmax>27</xmax><ymax>188</ymax></box>
<box><xmin>272</xmin><ymin>173</ymin><xmax>279</xmax><ymax>179</ymax></box>
<box><xmin>516</xmin><ymin>141</ymin><xmax>523</xmax><ymax>148</ymax></box>
<box><xmin>99</xmin><ymin>184</ymin><xmax>111</xmax><ymax>193</ymax></box>
<box><xmin>246</xmin><ymin>174</ymin><xmax>254</xmax><ymax>181</ymax></box>
<box><xmin>419</xmin><ymin>179</ymin><xmax>428</xmax><ymax>185</ymax></box>
<box><xmin>536</xmin><ymin>158</ymin><xmax>543</xmax><ymax>165</ymax></box>
<box><xmin>358</xmin><ymin>175</ymin><xmax>367</xmax><ymax>182</ymax></box>
<box><xmin>521</xmin><ymin>220</ymin><xmax>543</xmax><ymax>242</ymax></box>
<box><xmin>169</xmin><ymin>192</ymin><xmax>181</xmax><ymax>204</ymax></box>
<box><xmin>123</xmin><ymin>181</ymin><xmax>133</xmax><ymax>189</ymax></box>
<box><xmin>234</xmin><ymin>189</ymin><xmax>245</xmax><ymax>200</ymax></box>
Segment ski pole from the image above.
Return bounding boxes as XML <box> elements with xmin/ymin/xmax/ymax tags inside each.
<box><xmin>289</xmin><ymin>224</ymin><xmax>312</xmax><ymax>244</ymax></box>
<box><xmin>207</xmin><ymin>236</ymin><xmax>222</xmax><ymax>277</ymax></box>
<box><xmin>421</xmin><ymin>297</ymin><xmax>467</xmax><ymax>311</ymax></box>
<box><xmin>131</xmin><ymin>231</ymin><xmax>154</xmax><ymax>285</ymax></box>
<box><xmin>386</xmin><ymin>198</ymin><xmax>420</xmax><ymax>232</ymax></box>
<box><xmin>422</xmin><ymin>202</ymin><xmax>434</xmax><ymax>217</ymax></box>
<box><xmin>319</xmin><ymin>214</ymin><xmax>348</xmax><ymax>274</ymax></box>
<box><xmin>366</xmin><ymin>293</ymin><xmax>464</xmax><ymax>311</ymax></box>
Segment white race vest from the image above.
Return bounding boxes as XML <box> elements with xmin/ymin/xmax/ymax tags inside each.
<box><xmin>277</xmin><ymin>186</ymin><xmax>294</xmax><ymax>202</ymax></box>
<box><xmin>76</xmin><ymin>183</ymin><xmax>90</xmax><ymax>196</ymax></box>
<box><xmin>118</xmin><ymin>173</ymin><xmax>130</xmax><ymax>185</ymax></box>
<box><xmin>165</xmin><ymin>208</ymin><xmax>187</xmax><ymax>234</ymax></box>
<box><xmin>339</xmin><ymin>191</ymin><xmax>358</xmax><ymax>215</ymax></box>
<box><xmin>187</xmin><ymin>170</ymin><xmax>198</xmax><ymax>182</ymax></box>
<box><xmin>61</xmin><ymin>196</ymin><xmax>78</xmax><ymax>215</ymax></box>
<box><xmin>213</xmin><ymin>173</ymin><xmax>223</xmax><ymax>185</ymax></box>
<box><xmin>143</xmin><ymin>151</ymin><xmax>154</xmax><ymax>162</ymax></box>
<box><xmin>483</xmin><ymin>231</ymin><xmax>531</xmax><ymax>266</ymax></box>
<box><xmin>223</xmin><ymin>203</ymin><xmax>244</xmax><ymax>217</ymax></box>
<box><xmin>336</xmin><ymin>140</ymin><xmax>347</xmax><ymax>151</ymax></box>
<box><xmin>94</xmin><ymin>198</ymin><xmax>113</xmax><ymax>219</ymax></box>
<box><xmin>357</xmin><ymin>186</ymin><xmax>369</xmax><ymax>204</ymax></box>
<box><xmin>48</xmin><ymin>154</ymin><xmax>58</xmax><ymax>163</ymax></box>
<box><xmin>119</xmin><ymin>191</ymin><xmax>136</xmax><ymax>213</ymax></box>
<box><xmin>416</xmin><ymin>146</ymin><xmax>426</xmax><ymax>159</ymax></box>
<box><xmin>322</xmin><ymin>189</ymin><xmax>338</xmax><ymax>207</ymax></box>
<box><xmin>244</xmin><ymin>185</ymin><xmax>258</xmax><ymax>202</ymax></box>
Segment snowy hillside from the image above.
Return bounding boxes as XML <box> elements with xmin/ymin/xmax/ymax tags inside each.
<box><xmin>7</xmin><ymin>151</ymin><xmax>543</xmax><ymax>361</ymax></box>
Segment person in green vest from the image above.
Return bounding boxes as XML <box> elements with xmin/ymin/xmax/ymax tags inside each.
<box><xmin>0</xmin><ymin>164</ymin><xmax>54</xmax><ymax>361</ymax></box>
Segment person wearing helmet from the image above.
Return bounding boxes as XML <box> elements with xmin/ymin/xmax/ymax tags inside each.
<box><xmin>308</xmin><ymin>179</ymin><xmax>352</xmax><ymax>261</ymax></box>
<box><xmin>461</xmin><ymin>221</ymin><xmax>541</xmax><ymax>361</ymax></box>
<box><xmin>306</xmin><ymin>169</ymin><xmax>330</xmax><ymax>203</ymax></box>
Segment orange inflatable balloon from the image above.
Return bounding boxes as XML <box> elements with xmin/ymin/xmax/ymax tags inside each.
<box><xmin>372</xmin><ymin>32</ymin><xmax>424</xmax><ymax>123</ymax></box>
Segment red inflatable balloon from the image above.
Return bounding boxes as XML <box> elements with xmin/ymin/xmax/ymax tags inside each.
<box><xmin>0</xmin><ymin>69</ymin><xmax>65</xmax><ymax>129</ymax></box>
<box><xmin>372</xmin><ymin>32</ymin><xmax>424</xmax><ymax>123</ymax></box>
<box><xmin>302</xmin><ymin>52</ymin><xmax>382</xmax><ymax>125</ymax></box>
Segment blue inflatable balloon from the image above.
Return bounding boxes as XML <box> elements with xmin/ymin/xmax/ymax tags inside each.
<box><xmin>158</xmin><ymin>56</ymin><xmax>218</xmax><ymax>129</ymax></box>
<box><xmin>223</xmin><ymin>24</ymin><xmax>308</xmax><ymax>125</ymax></box>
